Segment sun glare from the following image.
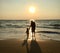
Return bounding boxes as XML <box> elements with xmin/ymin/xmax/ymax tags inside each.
<box><xmin>29</xmin><ymin>6</ymin><xmax>35</xmax><ymax>13</ymax></box>
<box><xmin>29</xmin><ymin>28</ymin><xmax>32</xmax><ymax>40</ymax></box>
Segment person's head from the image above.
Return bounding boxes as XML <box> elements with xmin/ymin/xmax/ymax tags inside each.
<box><xmin>31</xmin><ymin>21</ymin><xmax>33</xmax><ymax>23</ymax></box>
<box><xmin>27</xmin><ymin>27</ymin><xmax>29</xmax><ymax>30</ymax></box>
<box><xmin>31</xmin><ymin>19</ymin><xmax>35</xmax><ymax>24</ymax></box>
<box><xmin>30</xmin><ymin>19</ymin><xmax>35</xmax><ymax>22</ymax></box>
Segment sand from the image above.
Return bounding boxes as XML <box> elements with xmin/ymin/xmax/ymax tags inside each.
<box><xmin>0</xmin><ymin>39</ymin><xmax>60</xmax><ymax>53</ymax></box>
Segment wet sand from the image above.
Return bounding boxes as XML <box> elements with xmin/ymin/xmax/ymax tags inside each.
<box><xmin>0</xmin><ymin>39</ymin><xmax>60</xmax><ymax>53</ymax></box>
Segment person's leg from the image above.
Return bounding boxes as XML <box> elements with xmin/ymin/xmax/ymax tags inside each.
<box><xmin>26</xmin><ymin>34</ymin><xmax>28</xmax><ymax>39</ymax></box>
<box><xmin>31</xmin><ymin>32</ymin><xmax>33</xmax><ymax>40</ymax></box>
<box><xmin>34</xmin><ymin>31</ymin><xmax>36</xmax><ymax>40</ymax></box>
<box><xmin>34</xmin><ymin>32</ymin><xmax>35</xmax><ymax>37</ymax></box>
<box><xmin>27</xmin><ymin>34</ymin><xmax>29</xmax><ymax>40</ymax></box>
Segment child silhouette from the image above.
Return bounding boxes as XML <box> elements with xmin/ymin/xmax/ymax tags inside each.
<box><xmin>26</xmin><ymin>27</ymin><xmax>29</xmax><ymax>40</ymax></box>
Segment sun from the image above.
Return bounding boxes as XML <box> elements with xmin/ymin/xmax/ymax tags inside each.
<box><xmin>29</xmin><ymin>6</ymin><xmax>35</xmax><ymax>13</ymax></box>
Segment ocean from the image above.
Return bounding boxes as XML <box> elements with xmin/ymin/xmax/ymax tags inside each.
<box><xmin>0</xmin><ymin>20</ymin><xmax>60</xmax><ymax>41</ymax></box>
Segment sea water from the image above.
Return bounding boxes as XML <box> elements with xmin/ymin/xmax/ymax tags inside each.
<box><xmin>0</xmin><ymin>19</ymin><xmax>60</xmax><ymax>41</ymax></box>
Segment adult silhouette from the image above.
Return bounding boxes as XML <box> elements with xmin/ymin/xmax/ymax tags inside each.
<box><xmin>30</xmin><ymin>20</ymin><xmax>36</xmax><ymax>39</ymax></box>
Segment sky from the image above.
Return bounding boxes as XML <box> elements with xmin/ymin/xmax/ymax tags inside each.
<box><xmin>0</xmin><ymin>0</ymin><xmax>60</xmax><ymax>20</ymax></box>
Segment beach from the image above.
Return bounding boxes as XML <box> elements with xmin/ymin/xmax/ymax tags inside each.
<box><xmin>0</xmin><ymin>38</ymin><xmax>60</xmax><ymax>53</ymax></box>
<box><xmin>0</xmin><ymin>20</ymin><xmax>60</xmax><ymax>53</ymax></box>
<box><xmin>0</xmin><ymin>0</ymin><xmax>60</xmax><ymax>52</ymax></box>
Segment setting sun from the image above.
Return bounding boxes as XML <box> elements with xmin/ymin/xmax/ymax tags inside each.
<box><xmin>29</xmin><ymin>6</ymin><xmax>35</xmax><ymax>13</ymax></box>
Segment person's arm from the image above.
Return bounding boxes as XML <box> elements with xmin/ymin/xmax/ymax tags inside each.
<box><xmin>29</xmin><ymin>24</ymin><xmax>31</xmax><ymax>29</ymax></box>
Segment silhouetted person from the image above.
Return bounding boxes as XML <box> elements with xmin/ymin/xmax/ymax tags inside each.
<box><xmin>30</xmin><ymin>20</ymin><xmax>36</xmax><ymax>39</ymax></box>
<box><xmin>22</xmin><ymin>28</ymin><xmax>29</xmax><ymax>53</ymax></box>
<box><xmin>26</xmin><ymin>27</ymin><xmax>29</xmax><ymax>40</ymax></box>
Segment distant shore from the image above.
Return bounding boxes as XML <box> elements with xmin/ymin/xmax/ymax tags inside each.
<box><xmin>0</xmin><ymin>39</ymin><xmax>60</xmax><ymax>53</ymax></box>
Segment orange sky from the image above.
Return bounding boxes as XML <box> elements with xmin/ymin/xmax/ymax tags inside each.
<box><xmin>0</xmin><ymin>0</ymin><xmax>60</xmax><ymax>20</ymax></box>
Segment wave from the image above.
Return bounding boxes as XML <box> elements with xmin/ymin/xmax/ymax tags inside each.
<box><xmin>0</xmin><ymin>24</ymin><xmax>60</xmax><ymax>29</ymax></box>
<box><xmin>0</xmin><ymin>20</ymin><xmax>60</xmax><ymax>29</ymax></box>
<box><xmin>37</xmin><ymin>31</ymin><xmax>60</xmax><ymax>34</ymax></box>
<box><xmin>0</xmin><ymin>24</ymin><xmax>27</xmax><ymax>28</ymax></box>
<box><xmin>36</xmin><ymin>20</ymin><xmax>60</xmax><ymax>29</ymax></box>
<box><xmin>37</xmin><ymin>26</ymin><xmax>60</xmax><ymax>29</ymax></box>
<box><xmin>36</xmin><ymin>23</ymin><xmax>60</xmax><ymax>29</ymax></box>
